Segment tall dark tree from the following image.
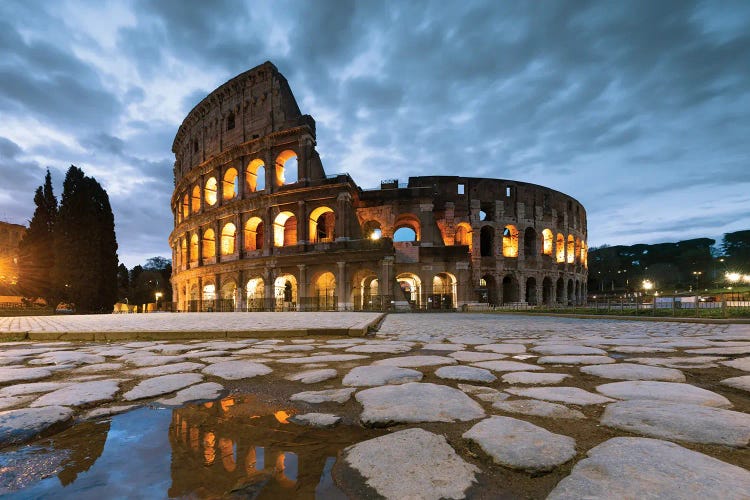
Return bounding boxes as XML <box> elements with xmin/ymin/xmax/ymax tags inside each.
<box><xmin>117</xmin><ymin>263</ymin><xmax>130</xmax><ymax>301</ymax></box>
<box><xmin>18</xmin><ymin>169</ymin><xmax>58</xmax><ymax>306</ymax></box>
<box><xmin>722</xmin><ymin>230</ymin><xmax>750</xmax><ymax>273</ymax></box>
<box><xmin>52</xmin><ymin>166</ymin><xmax>119</xmax><ymax>313</ymax></box>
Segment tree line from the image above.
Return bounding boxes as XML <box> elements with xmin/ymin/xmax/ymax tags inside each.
<box><xmin>117</xmin><ymin>256</ymin><xmax>173</xmax><ymax>308</ymax></box>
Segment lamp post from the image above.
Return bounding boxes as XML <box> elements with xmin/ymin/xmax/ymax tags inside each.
<box><xmin>155</xmin><ymin>292</ymin><xmax>163</xmax><ymax>312</ymax></box>
<box><xmin>692</xmin><ymin>271</ymin><xmax>702</xmax><ymax>292</ymax></box>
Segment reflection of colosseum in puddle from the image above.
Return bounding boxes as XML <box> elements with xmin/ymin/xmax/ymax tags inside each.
<box><xmin>170</xmin><ymin>61</ymin><xmax>587</xmax><ymax>312</ymax></box>
<box><xmin>168</xmin><ymin>396</ymin><xmax>362</xmax><ymax>497</ymax></box>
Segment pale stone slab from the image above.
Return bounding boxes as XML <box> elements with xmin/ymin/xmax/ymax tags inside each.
<box><xmin>501</xmin><ymin>371</ymin><xmax>570</xmax><ymax>385</ymax></box>
<box><xmin>127</xmin><ymin>361</ymin><xmax>204</xmax><ymax>377</ymax></box>
<box><xmin>274</xmin><ymin>344</ymin><xmax>315</xmax><ymax>352</ymax></box>
<box><xmin>158</xmin><ymin>382</ymin><xmax>225</xmax><ymax>406</ymax></box>
<box><xmin>506</xmin><ymin>387</ymin><xmax>615</xmax><ymax>405</ymax></box>
<box><xmin>596</xmin><ymin>381</ymin><xmax>732</xmax><ymax>408</ymax></box>
<box><xmin>83</xmin><ymin>405</ymin><xmax>138</xmax><ymax>420</ymax></box>
<box><xmin>493</xmin><ymin>399</ymin><xmax>586</xmax><ymax>419</ymax></box>
<box><xmin>0</xmin><ymin>395</ymin><xmax>35</xmax><ymax>410</ymax></box>
<box><xmin>581</xmin><ymin>363</ymin><xmax>685</xmax><ymax>382</ymax></box>
<box><xmin>628</xmin><ymin>356</ymin><xmax>725</xmax><ymax>369</ymax></box>
<box><xmin>346</xmin><ymin>344</ymin><xmax>412</xmax><ymax>354</ymax></box>
<box><xmin>120</xmin><ymin>354</ymin><xmax>187</xmax><ymax>367</ymax></box>
<box><xmin>531</xmin><ymin>345</ymin><xmax>606</xmax><ymax>355</ymax></box>
<box><xmin>0</xmin><ymin>406</ymin><xmax>73</xmax><ymax>447</ymax></box>
<box><xmin>276</xmin><ymin>354</ymin><xmax>368</xmax><ymax>364</ymax></box>
<box><xmin>0</xmin><ymin>382</ymin><xmax>70</xmax><ymax>397</ymax></box>
<box><xmin>538</xmin><ymin>355</ymin><xmax>614</xmax><ymax>365</ymax></box>
<box><xmin>435</xmin><ymin>365</ymin><xmax>496</xmax><ymax>383</ymax></box>
<box><xmin>687</xmin><ymin>346</ymin><xmax>750</xmax><ymax>355</ymax></box>
<box><xmin>449</xmin><ymin>351</ymin><xmax>506</xmax><ymax>362</ymax></box>
<box><xmin>356</xmin><ymin>382</ymin><xmax>485</xmax><ymax>426</ymax></box>
<box><xmin>720</xmin><ymin>375</ymin><xmax>750</xmax><ymax>392</ymax></box>
<box><xmin>344</xmin><ymin>428</ymin><xmax>478</xmax><ymax>500</ymax></box>
<box><xmin>609</xmin><ymin>346</ymin><xmax>675</xmax><ymax>353</ymax></box>
<box><xmin>373</xmin><ymin>355</ymin><xmax>457</xmax><ymax>368</ymax></box>
<box><xmin>286</xmin><ymin>368</ymin><xmax>337</xmax><ymax>384</ymax></box>
<box><xmin>457</xmin><ymin>384</ymin><xmax>509</xmax><ymax>402</ymax></box>
<box><xmin>476</xmin><ymin>343</ymin><xmax>526</xmax><ymax>354</ymax></box>
<box><xmin>601</xmin><ymin>400</ymin><xmax>750</xmax><ymax>446</ymax></box>
<box><xmin>471</xmin><ymin>360</ymin><xmax>544</xmax><ymax>372</ymax></box>
<box><xmin>464</xmin><ymin>416</ymin><xmax>576</xmax><ymax>472</ymax></box>
<box><xmin>289</xmin><ymin>412</ymin><xmax>341</xmax><ymax>428</ymax></box>
<box><xmin>123</xmin><ymin>373</ymin><xmax>203</xmax><ymax>400</ymax></box>
<box><xmin>721</xmin><ymin>357</ymin><xmax>750</xmax><ymax>372</ymax></box>
<box><xmin>202</xmin><ymin>361</ymin><xmax>272</xmax><ymax>380</ymax></box>
<box><xmin>72</xmin><ymin>363</ymin><xmax>124</xmax><ymax>374</ymax></box>
<box><xmin>0</xmin><ymin>367</ymin><xmax>53</xmax><ymax>384</ymax></box>
<box><xmin>421</xmin><ymin>343</ymin><xmax>465</xmax><ymax>351</ymax></box>
<box><xmin>29</xmin><ymin>351</ymin><xmax>106</xmax><ymax>366</ymax></box>
<box><xmin>30</xmin><ymin>380</ymin><xmax>121</xmax><ymax>407</ymax></box>
<box><xmin>547</xmin><ymin>437</ymin><xmax>750</xmax><ymax>500</ymax></box>
<box><xmin>290</xmin><ymin>388</ymin><xmax>355</xmax><ymax>404</ymax></box>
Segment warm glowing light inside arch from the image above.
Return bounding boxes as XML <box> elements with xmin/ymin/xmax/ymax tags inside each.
<box><xmin>222</xmin><ymin>168</ymin><xmax>239</xmax><ymax>201</ymax></box>
<box><xmin>556</xmin><ymin>233</ymin><xmax>565</xmax><ymax>263</ymax></box>
<box><xmin>246</xmin><ymin>159</ymin><xmax>265</xmax><ymax>192</ymax></box>
<box><xmin>191</xmin><ymin>185</ymin><xmax>201</xmax><ymax>213</ymax></box>
<box><xmin>220</xmin><ymin>223</ymin><xmax>236</xmax><ymax>255</ymax></box>
<box><xmin>190</xmin><ymin>234</ymin><xmax>199</xmax><ymax>263</ymax></box>
<box><xmin>502</xmin><ymin>225</ymin><xmax>519</xmax><ymax>258</ymax></box>
<box><xmin>202</xmin><ymin>228</ymin><xmax>216</xmax><ymax>259</ymax></box>
<box><xmin>204</xmin><ymin>177</ymin><xmax>218</xmax><ymax>206</ymax></box>
<box><xmin>246</xmin><ymin>277</ymin><xmax>264</xmax><ymax>301</ymax></box>
<box><xmin>244</xmin><ymin>216</ymin><xmax>264</xmax><ymax>251</ymax></box>
<box><xmin>454</xmin><ymin>222</ymin><xmax>472</xmax><ymax>252</ymax></box>
<box><xmin>275</xmin><ymin>150</ymin><xmax>297</xmax><ymax>186</ymax></box>
<box><xmin>542</xmin><ymin>229</ymin><xmax>553</xmax><ymax>255</ymax></box>
<box><xmin>309</xmin><ymin>206</ymin><xmax>335</xmax><ymax>243</ymax></box>
<box><xmin>567</xmin><ymin>235</ymin><xmax>575</xmax><ymax>264</ymax></box>
<box><xmin>273</xmin><ymin>211</ymin><xmax>297</xmax><ymax>247</ymax></box>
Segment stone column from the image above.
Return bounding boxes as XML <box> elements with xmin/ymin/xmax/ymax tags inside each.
<box><xmin>264</xmin><ymin>267</ymin><xmax>276</xmax><ymax>311</ymax></box>
<box><xmin>237</xmin><ymin>270</ymin><xmax>245</xmax><ymax>311</ymax></box>
<box><xmin>235</xmin><ymin>213</ymin><xmax>244</xmax><ymax>258</ymax></box>
<box><xmin>214</xmin><ymin>220</ymin><xmax>221</xmax><ymax>262</ymax></box>
<box><xmin>335</xmin><ymin>192</ymin><xmax>352</xmax><ymax>241</ymax></box>
<box><xmin>336</xmin><ymin>261</ymin><xmax>348</xmax><ymax>310</ymax></box>
<box><xmin>197</xmin><ymin>276</ymin><xmax>203</xmax><ymax>312</ymax></box>
<box><xmin>297</xmin><ymin>200</ymin><xmax>307</xmax><ymax>245</ymax></box>
<box><xmin>197</xmin><ymin>228</ymin><xmax>204</xmax><ymax>267</ymax></box>
<box><xmin>297</xmin><ymin>264</ymin><xmax>307</xmax><ymax>311</ymax></box>
<box><xmin>264</xmin><ymin>206</ymin><xmax>274</xmax><ymax>255</ymax></box>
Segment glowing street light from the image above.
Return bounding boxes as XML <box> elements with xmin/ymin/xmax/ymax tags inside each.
<box><xmin>642</xmin><ymin>279</ymin><xmax>654</xmax><ymax>291</ymax></box>
<box><xmin>726</xmin><ymin>272</ymin><xmax>741</xmax><ymax>284</ymax></box>
<box><xmin>155</xmin><ymin>292</ymin><xmax>163</xmax><ymax>311</ymax></box>
<box><xmin>369</xmin><ymin>228</ymin><xmax>382</xmax><ymax>241</ymax></box>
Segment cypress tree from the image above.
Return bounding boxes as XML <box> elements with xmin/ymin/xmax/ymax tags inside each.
<box><xmin>18</xmin><ymin>169</ymin><xmax>58</xmax><ymax>306</ymax></box>
<box><xmin>52</xmin><ymin>166</ymin><xmax>119</xmax><ymax>313</ymax></box>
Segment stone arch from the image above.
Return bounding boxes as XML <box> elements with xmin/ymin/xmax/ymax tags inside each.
<box><xmin>556</xmin><ymin>233</ymin><xmax>565</xmax><ymax>263</ymax></box>
<box><xmin>353</xmin><ymin>269</ymin><xmax>380</xmax><ymax>310</ymax></box>
<box><xmin>432</xmin><ymin>272</ymin><xmax>457</xmax><ymax>309</ymax></box>
<box><xmin>556</xmin><ymin>277</ymin><xmax>565</xmax><ymax>304</ymax></box>
<box><xmin>478</xmin><ymin>274</ymin><xmax>498</xmax><ymax>306</ymax></box>
<box><xmin>575</xmin><ymin>238</ymin><xmax>582</xmax><ymax>264</ymax></box>
<box><xmin>246</xmin><ymin>277</ymin><xmax>265</xmax><ymax>311</ymax></box>
<box><xmin>273</xmin><ymin>211</ymin><xmax>297</xmax><ymax>247</ymax></box>
<box><xmin>180</xmin><ymin>238</ymin><xmax>187</xmax><ymax>267</ymax></box>
<box><xmin>525</xmin><ymin>276</ymin><xmax>537</xmax><ymax>305</ymax></box>
<box><xmin>190</xmin><ymin>234</ymin><xmax>199</xmax><ymax>264</ymax></box>
<box><xmin>362</xmin><ymin>220</ymin><xmax>382</xmax><ymax>240</ymax></box>
<box><xmin>244</xmin><ymin>217</ymin><xmax>264</xmax><ymax>251</ymax></box>
<box><xmin>542</xmin><ymin>277</ymin><xmax>553</xmax><ymax>306</ymax></box>
<box><xmin>220</xmin><ymin>223</ymin><xmax>236</xmax><ymax>256</ymax></box>
<box><xmin>202</xmin><ymin>282</ymin><xmax>216</xmax><ymax>301</ymax></box>
<box><xmin>567</xmin><ymin>279</ymin><xmax>574</xmax><ymax>305</ymax></box>
<box><xmin>524</xmin><ymin>227</ymin><xmax>536</xmax><ymax>257</ymax></box>
<box><xmin>191</xmin><ymin>185</ymin><xmax>201</xmax><ymax>213</ymax></box>
<box><xmin>220</xmin><ymin>279</ymin><xmax>237</xmax><ymax>311</ymax></box>
<box><xmin>480</xmin><ymin>225</ymin><xmax>494</xmax><ymax>257</ymax></box>
<box><xmin>202</xmin><ymin>228</ymin><xmax>216</xmax><ymax>259</ymax></box>
<box><xmin>567</xmin><ymin>235</ymin><xmax>575</xmax><ymax>264</ymax></box>
<box><xmin>575</xmin><ymin>280</ymin><xmax>581</xmax><ymax>305</ymax></box>
<box><xmin>313</xmin><ymin>271</ymin><xmax>336</xmax><ymax>310</ymax></box>
<box><xmin>454</xmin><ymin>222</ymin><xmax>472</xmax><ymax>252</ymax></box>
<box><xmin>246</xmin><ymin>158</ymin><xmax>265</xmax><ymax>192</ymax></box>
<box><xmin>542</xmin><ymin>229</ymin><xmax>553</xmax><ymax>256</ymax></box>
<box><xmin>309</xmin><ymin>206</ymin><xmax>335</xmax><ymax>243</ymax></box>
<box><xmin>502</xmin><ymin>225</ymin><xmax>519</xmax><ymax>257</ymax></box>
<box><xmin>581</xmin><ymin>242</ymin><xmax>588</xmax><ymax>268</ymax></box>
<box><xmin>502</xmin><ymin>274</ymin><xmax>519</xmax><ymax>304</ymax></box>
<box><xmin>204</xmin><ymin>177</ymin><xmax>218</xmax><ymax>206</ymax></box>
<box><xmin>396</xmin><ymin>272</ymin><xmax>422</xmax><ymax>308</ymax></box>
<box><xmin>222</xmin><ymin>168</ymin><xmax>239</xmax><ymax>201</ymax></box>
<box><xmin>394</xmin><ymin>213</ymin><xmax>421</xmax><ymax>241</ymax></box>
<box><xmin>181</xmin><ymin>193</ymin><xmax>189</xmax><ymax>221</ymax></box>
<box><xmin>274</xmin><ymin>274</ymin><xmax>297</xmax><ymax>311</ymax></box>
<box><xmin>275</xmin><ymin>150</ymin><xmax>297</xmax><ymax>186</ymax></box>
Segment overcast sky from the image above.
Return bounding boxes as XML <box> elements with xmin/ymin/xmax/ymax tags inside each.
<box><xmin>1</xmin><ymin>0</ymin><xmax>748</xmax><ymax>267</ymax></box>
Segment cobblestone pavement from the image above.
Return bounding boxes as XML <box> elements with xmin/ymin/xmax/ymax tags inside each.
<box><xmin>0</xmin><ymin>313</ymin><xmax>749</xmax><ymax>498</ymax></box>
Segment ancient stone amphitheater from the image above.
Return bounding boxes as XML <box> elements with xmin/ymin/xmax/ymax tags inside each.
<box><xmin>169</xmin><ymin>62</ymin><xmax>587</xmax><ymax>312</ymax></box>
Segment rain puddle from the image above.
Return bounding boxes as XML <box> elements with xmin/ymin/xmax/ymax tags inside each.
<box><xmin>0</xmin><ymin>395</ymin><xmax>380</xmax><ymax>498</ymax></box>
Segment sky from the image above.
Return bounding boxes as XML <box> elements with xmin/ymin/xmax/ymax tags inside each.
<box><xmin>0</xmin><ymin>0</ymin><xmax>748</xmax><ymax>268</ymax></box>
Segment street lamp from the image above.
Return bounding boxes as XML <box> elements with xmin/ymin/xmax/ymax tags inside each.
<box><xmin>692</xmin><ymin>271</ymin><xmax>702</xmax><ymax>292</ymax></box>
<box><xmin>642</xmin><ymin>279</ymin><xmax>654</xmax><ymax>293</ymax></box>
<box><xmin>726</xmin><ymin>272</ymin><xmax>741</xmax><ymax>284</ymax></box>
<box><xmin>155</xmin><ymin>292</ymin><xmax>163</xmax><ymax>311</ymax></box>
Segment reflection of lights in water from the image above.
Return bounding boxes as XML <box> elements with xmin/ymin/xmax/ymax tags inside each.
<box><xmin>203</xmin><ymin>402</ymin><xmax>213</xmax><ymax>409</ymax></box>
<box><xmin>203</xmin><ymin>432</ymin><xmax>216</xmax><ymax>465</ymax></box>
<box><xmin>218</xmin><ymin>437</ymin><xmax>236</xmax><ymax>472</ymax></box>
<box><xmin>275</xmin><ymin>452</ymin><xmax>298</xmax><ymax>485</ymax></box>
<box><xmin>255</xmin><ymin>446</ymin><xmax>264</xmax><ymax>470</ymax></box>
<box><xmin>220</xmin><ymin>397</ymin><xmax>235</xmax><ymax>412</ymax></box>
<box><xmin>273</xmin><ymin>410</ymin><xmax>292</xmax><ymax>424</ymax></box>
<box><xmin>189</xmin><ymin>426</ymin><xmax>200</xmax><ymax>451</ymax></box>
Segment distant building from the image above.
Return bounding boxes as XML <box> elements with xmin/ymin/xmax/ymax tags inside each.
<box><xmin>0</xmin><ymin>221</ymin><xmax>25</xmax><ymax>287</ymax></box>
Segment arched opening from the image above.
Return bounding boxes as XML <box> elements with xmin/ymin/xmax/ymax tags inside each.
<box><xmin>363</xmin><ymin>220</ymin><xmax>382</xmax><ymax>241</ymax></box>
<box><xmin>202</xmin><ymin>228</ymin><xmax>216</xmax><ymax>260</ymax></box>
<box><xmin>246</xmin><ymin>277</ymin><xmax>265</xmax><ymax>311</ymax></box>
<box><xmin>393</xmin><ymin>227</ymin><xmax>417</xmax><ymax>242</ymax></box>
<box><xmin>542</xmin><ymin>229</ymin><xmax>553</xmax><ymax>256</ymax></box>
<box><xmin>502</xmin><ymin>225</ymin><xmax>519</xmax><ymax>257</ymax></box>
<box><xmin>454</xmin><ymin>222</ymin><xmax>472</xmax><ymax>253</ymax></box>
<box><xmin>394</xmin><ymin>213</ymin><xmax>420</xmax><ymax>241</ymax></box>
<box><xmin>396</xmin><ymin>273</ymin><xmax>421</xmax><ymax>309</ymax></box>
<box><xmin>190</xmin><ymin>234</ymin><xmax>199</xmax><ymax>265</ymax></box>
<box><xmin>246</xmin><ymin>159</ymin><xmax>265</xmax><ymax>192</ymax></box>
<box><xmin>567</xmin><ymin>279</ymin><xmax>574</xmax><ymax>305</ymax></box>
<box><xmin>275</xmin><ymin>150</ymin><xmax>297</xmax><ymax>186</ymax></box>
<box><xmin>567</xmin><ymin>235</ymin><xmax>575</xmax><ymax>264</ymax></box>
<box><xmin>431</xmin><ymin>272</ymin><xmax>457</xmax><ymax>310</ymax></box>
<box><xmin>575</xmin><ymin>280</ymin><xmax>581</xmax><ymax>305</ymax></box>
<box><xmin>309</xmin><ymin>206</ymin><xmax>335</xmax><ymax>243</ymax></box>
<box><xmin>191</xmin><ymin>185</ymin><xmax>201</xmax><ymax>214</ymax></box>
<box><xmin>204</xmin><ymin>177</ymin><xmax>218</xmax><ymax>206</ymax></box>
<box><xmin>274</xmin><ymin>274</ymin><xmax>297</xmax><ymax>311</ymax></box>
<box><xmin>542</xmin><ymin>277</ymin><xmax>553</xmax><ymax>306</ymax></box>
<box><xmin>244</xmin><ymin>217</ymin><xmax>264</xmax><ymax>252</ymax></box>
<box><xmin>314</xmin><ymin>272</ymin><xmax>336</xmax><ymax>311</ymax></box>
<box><xmin>581</xmin><ymin>242</ymin><xmax>588</xmax><ymax>268</ymax></box>
<box><xmin>556</xmin><ymin>233</ymin><xmax>565</xmax><ymax>263</ymax></box>
<box><xmin>202</xmin><ymin>283</ymin><xmax>216</xmax><ymax>312</ymax></box>
<box><xmin>182</xmin><ymin>194</ymin><xmax>189</xmax><ymax>221</ymax></box>
<box><xmin>502</xmin><ymin>275</ymin><xmax>519</xmax><ymax>304</ymax></box>
<box><xmin>480</xmin><ymin>226</ymin><xmax>494</xmax><ymax>257</ymax></box>
<box><xmin>189</xmin><ymin>284</ymin><xmax>199</xmax><ymax>312</ymax></box>
<box><xmin>222</xmin><ymin>168</ymin><xmax>239</xmax><ymax>201</ymax></box>
<box><xmin>524</xmin><ymin>227</ymin><xmax>536</xmax><ymax>257</ymax></box>
<box><xmin>479</xmin><ymin>210</ymin><xmax>488</xmax><ymax>221</ymax></box>
<box><xmin>273</xmin><ymin>212</ymin><xmax>297</xmax><ymax>247</ymax></box>
<box><xmin>556</xmin><ymin>277</ymin><xmax>565</xmax><ymax>304</ymax></box>
<box><xmin>574</xmin><ymin>238</ymin><xmax>582</xmax><ymax>264</ymax></box>
<box><xmin>180</xmin><ymin>238</ymin><xmax>187</xmax><ymax>268</ymax></box>
<box><xmin>220</xmin><ymin>281</ymin><xmax>236</xmax><ymax>311</ymax></box>
<box><xmin>525</xmin><ymin>277</ymin><xmax>537</xmax><ymax>305</ymax></box>
<box><xmin>478</xmin><ymin>275</ymin><xmax>498</xmax><ymax>306</ymax></box>
<box><xmin>220</xmin><ymin>223</ymin><xmax>236</xmax><ymax>256</ymax></box>
<box><xmin>355</xmin><ymin>272</ymin><xmax>380</xmax><ymax>310</ymax></box>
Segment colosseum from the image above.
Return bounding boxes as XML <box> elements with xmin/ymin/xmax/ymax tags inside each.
<box><xmin>169</xmin><ymin>62</ymin><xmax>588</xmax><ymax>312</ymax></box>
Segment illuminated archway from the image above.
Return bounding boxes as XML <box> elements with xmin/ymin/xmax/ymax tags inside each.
<box><xmin>244</xmin><ymin>217</ymin><xmax>264</xmax><ymax>251</ymax></box>
<box><xmin>394</xmin><ymin>213</ymin><xmax>420</xmax><ymax>241</ymax></box>
<box><xmin>542</xmin><ymin>229</ymin><xmax>553</xmax><ymax>256</ymax></box>
<box><xmin>502</xmin><ymin>225</ymin><xmax>519</xmax><ymax>257</ymax></box>
<box><xmin>273</xmin><ymin>211</ymin><xmax>297</xmax><ymax>247</ymax></box>
<box><xmin>556</xmin><ymin>233</ymin><xmax>565</xmax><ymax>263</ymax></box>
<box><xmin>220</xmin><ymin>223</ymin><xmax>236</xmax><ymax>256</ymax></box>
<box><xmin>246</xmin><ymin>277</ymin><xmax>265</xmax><ymax>311</ymax></box>
<box><xmin>313</xmin><ymin>271</ymin><xmax>336</xmax><ymax>310</ymax></box>
<box><xmin>575</xmin><ymin>238</ymin><xmax>582</xmax><ymax>264</ymax></box>
<box><xmin>274</xmin><ymin>274</ymin><xmax>298</xmax><ymax>311</ymax></box>
<box><xmin>275</xmin><ymin>150</ymin><xmax>297</xmax><ymax>186</ymax></box>
<box><xmin>432</xmin><ymin>272</ymin><xmax>457</xmax><ymax>309</ymax></box>
<box><xmin>220</xmin><ymin>280</ymin><xmax>237</xmax><ymax>311</ymax></box>
<box><xmin>355</xmin><ymin>271</ymin><xmax>380</xmax><ymax>310</ymax></box>
<box><xmin>202</xmin><ymin>228</ymin><xmax>216</xmax><ymax>259</ymax></box>
<box><xmin>309</xmin><ymin>206</ymin><xmax>335</xmax><ymax>243</ymax></box>
<box><xmin>190</xmin><ymin>234</ymin><xmax>199</xmax><ymax>264</ymax></box>
<box><xmin>181</xmin><ymin>193</ymin><xmax>189</xmax><ymax>221</ymax></box>
<box><xmin>202</xmin><ymin>283</ymin><xmax>216</xmax><ymax>301</ymax></box>
<box><xmin>222</xmin><ymin>168</ymin><xmax>238</xmax><ymax>201</ymax></box>
<box><xmin>567</xmin><ymin>235</ymin><xmax>575</xmax><ymax>264</ymax></box>
<box><xmin>454</xmin><ymin>222</ymin><xmax>472</xmax><ymax>252</ymax></box>
<box><xmin>204</xmin><ymin>177</ymin><xmax>218</xmax><ymax>206</ymax></box>
<box><xmin>396</xmin><ymin>273</ymin><xmax>421</xmax><ymax>308</ymax></box>
<box><xmin>362</xmin><ymin>220</ymin><xmax>382</xmax><ymax>240</ymax></box>
<box><xmin>246</xmin><ymin>159</ymin><xmax>265</xmax><ymax>192</ymax></box>
<box><xmin>191</xmin><ymin>185</ymin><xmax>201</xmax><ymax>213</ymax></box>
<box><xmin>180</xmin><ymin>238</ymin><xmax>187</xmax><ymax>267</ymax></box>
<box><xmin>478</xmin><ymin>274</ymin><xmax>497</xmax><ymax>305</ymax></box>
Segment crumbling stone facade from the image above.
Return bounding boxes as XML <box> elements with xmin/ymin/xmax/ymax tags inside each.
<box><xmin>0</xmin><ymin>221</ymin><xmax>25</xmax><ymax>287</ymax></box>
<box><xmin>170</xmin><ymin>62</ymin><xmax>587</xmax><ymax>311</ymax></box>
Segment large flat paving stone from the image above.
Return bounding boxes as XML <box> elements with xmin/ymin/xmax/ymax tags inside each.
<box><xmin>547</xmin><ymin>437</ymin><xmax>750</xmax><ymax>500</ymax></box>
<box><xmin>580</xmin><ymin>363</ymin><xmax>685</xmax><ymax>382</ymax></box>
<box><xmin>721</xmin><ymin>357</ymin><xmax>750</xmax><ymax>371</ymax></box>
<box><xmin>476</xmin><ymin>343</ymin><xmax>526</xmax><ymax>354</ymax></box>
<box><xmin>342</xmin><ymin>365</ymin><xmax>422</xmax><ymax>386</ymax></box>
<box><xmin>720</xmin><ymin>374</ymin><xmax>750</xmax><ymax>392</ymax></box>
<box><xmin>471</xmin><ymin>360</ymin><xmax>544</xmax><ymax>372</ymax></box>
<box><xmin>595</xmin><ymin>381</ymin><xmax>732</xmax><ymax>408</ymax></box>
<box><xmin>434</xmin><ymin>365</ymin><xmax>496</xmax><ymax>383</ymax></box>
<box><xmin>127</xmin><ymin>361</ymin><xmax>204</xmax><ymax>377</ymax></box>
<box><xmin>286</xmin><ymin>368</ymin><xmax>337</xmax><ymax>384</ymax></box>
<box><xmin>356</xmin><ymin>382</ymin><xmax>485</xmax><ymax>426</ymax></box>
<box><xmin>601</xmin><ymin>400</ymin><xmax>750</xmax><ymax>446</ymax></box>
<box><xmin>531</xmin><ymin>345</ymin><xmax>606</xmax><ymax>355</ymax></box>
<box><xmin>492</xmin><ymin>399</ymin><xmax>586</xmax><ymax>419</ymax></box>
<box><xmin>288</xmin><ymin>412</ymin><xmax>341</xmax><ymax>428</ymax></box>
<box><xmin>343</xmin><ymin>428</ymin><xmax>478</xmax><ymax>500</ymax></box>
<box><xmin>538</xmin><ymin>355</ymin><xmax>615</xmax><ymax>365</ymax></box>
<box><xmin>290</xmin><ymin>388</ymin><xmax>355</xmax><ymax>404</ymax></box>
<box><xmin>463</xmin><ymin>416</ymin><xmax>576</xmax><ymax>472</ymax></box>
<box><xmin>448</xmin><ymin>351</ymin><xmax>506</xmax><ymax>362</ymax></box>
<box><xmin>275</xmin><ymin>354</ymin><xmax>368</xmax><ymax>364</ymax></box>
<box><xmin>30</xmin><ymin>351</ymin><xmax>106</xmax><ymax>366</ymax></box>
<box><xmin>345</xmin><ymin>344</ymin><xmax>412</xmax><ymax>354</ymax></box>
<box><xmin>0</xmin><ymin>367</ymin><xmax>54</xmax><ymax>384</ymax></box>
<box><xmin>505</xmin><ymin>386</ymin><xmax>615</xmax><ymax>405</ymax></box>
<box><xmin>157</xmin><ymin>382</ymin><xmax>224</xmax><ymax>406</ymax></box>
<box><xmin>123</xmin><ymin>373</ymin><xmax>203</xmax><ymax>400</ymax></box>
<box><xmin>501</xmin><ymin>372</ymin><xmax>570</xmax><ymax>385</ymax></box>
<box><xmin>30</xmin><ymin>380</ymin><xmax>121</xmax><ymax>407</ymax></box>
<box><xmin>0</xmin><ymin>382</ymin><xmax>70</xmax><ymax>397</ymax></box>
<box><xmin>202</xmin><ymin>361</ymin><xmax>272</xmax><ymax>380</ymax></box>
<box><xmin>628</xmin><ymin>356</ymin><xmax>725</xmax><ymax>369</ymax></box>
<box><xmin>372</xmin><ymin>355</ymin><xmax>457</xmax><ymax>368</ymax></box>
<box><xmin>0</xmin><ymin>406</ymin><xmax>74</xmax><ymax>448</ymax></box>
